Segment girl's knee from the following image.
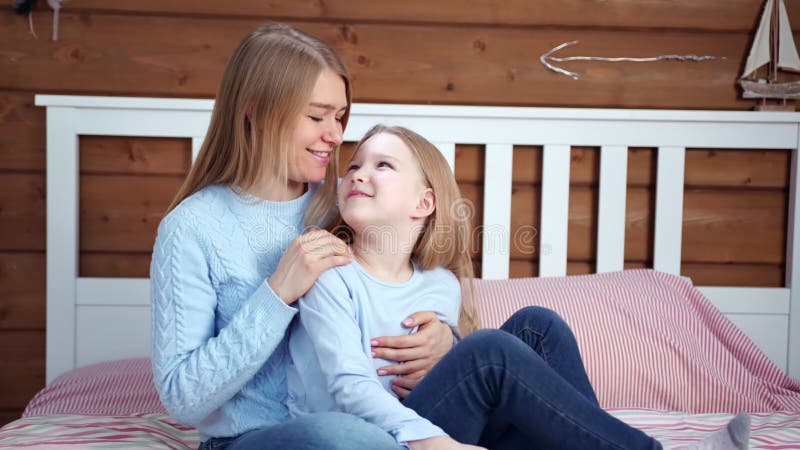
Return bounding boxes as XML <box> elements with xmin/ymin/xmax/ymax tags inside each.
<box><xmin>459</xmin><ymin>329</ymin><xmax>519</xmax><ymax>353</ymax></box>
<box><xmin>504</xmin><ymin>306</ymin><xmax>567</xmax><ymax>332</ymax></box>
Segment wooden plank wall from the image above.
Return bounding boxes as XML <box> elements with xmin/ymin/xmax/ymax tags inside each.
<box><xmin>0</xmin><ymin>0</ymin><xmax>791</xmax><ymax>424</ymax></box>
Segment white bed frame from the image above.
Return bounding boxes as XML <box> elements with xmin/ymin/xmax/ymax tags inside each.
<box><xmin>36</xmin><ymin>95</ymin><xmax>800</xmax><ymax>383</ymax></box>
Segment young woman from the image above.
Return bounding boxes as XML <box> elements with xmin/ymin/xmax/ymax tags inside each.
<box><xmin>288</xmin><ymin>124</ymin><xmax>751</xmax><ymax>450</ymax></box>
<box><xmin>149</xmin><ymin>24</ymin><xmax>455</xmax><ymax>450</ymax></box>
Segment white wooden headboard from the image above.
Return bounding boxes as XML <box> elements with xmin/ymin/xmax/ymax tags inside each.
<box><xmin>36</xmin><ymin>95</ymin><xmax>800</xmax><ymax>383</ymax></box>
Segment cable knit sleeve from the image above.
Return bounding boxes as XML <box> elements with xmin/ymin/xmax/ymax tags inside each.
<box><xmin>150</xmin><ymin>211</ymin><xmax>296</xmax><ymax>426</ymax></box>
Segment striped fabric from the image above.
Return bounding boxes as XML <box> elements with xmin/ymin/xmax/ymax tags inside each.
<box><xmin>609</xmin><ymin>409</ymin><xmax>800</xmax><ymax>449</ymax></box>
<box><xmin>23</xmin><ymin>358</ymin><xmax>165</xmax><ymax>417</ymax></box>
<box><xmin>0</xmin><ymin>410</ymin><xmax>796</xmax><ymax>449</ymax></box>
<box><xmin>0</xmin><ymin>414</ymin><xmax>200</xmax><ymax>449</ymax></box>
<box><xmin>475</xmin><ymin>269</ymin><xmax>800</xmax><ymax>413</ymax></box>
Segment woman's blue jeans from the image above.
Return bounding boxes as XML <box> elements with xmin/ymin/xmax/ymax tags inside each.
<box><xmin>199</xmin><ymin>411</ymin><xmax>402</xmax><ymax>450</ymax></box>
<box><xmin>403</xmin><ymin>306</ymin><xmax>662</xmax><ymax>450</ymax></box>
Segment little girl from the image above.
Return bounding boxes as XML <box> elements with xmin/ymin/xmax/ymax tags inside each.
<box><xmin>287</xmin><ymin>125</ymin><xmax>751</xmax><ymax>450</ymax></box>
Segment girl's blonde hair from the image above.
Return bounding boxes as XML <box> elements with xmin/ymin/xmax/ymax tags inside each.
<box><xmin>167</xmin><ymin>23</ymin><xmax>351</xmax><ymax>229</ymax></box>
<box><xmin>332</xmin><ymin>125</ymin><xmax>480</xmax><ymax>335</ymax></box>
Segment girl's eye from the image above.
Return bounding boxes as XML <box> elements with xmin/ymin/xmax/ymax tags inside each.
<box><xmin>347</xmin><ymin>164</ymin><xmax>359</xmax><ymax>172</ymax></box>
<box><xmin>377</xmin><ymin>161</ymin><xmax>393</xmax><ymax>169</ymax></box>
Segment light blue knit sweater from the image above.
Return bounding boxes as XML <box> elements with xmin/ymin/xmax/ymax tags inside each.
<box><xmin>150</xmin><ymin>184</ymin><xmax>316</xmax><ymax>439</ymax></box>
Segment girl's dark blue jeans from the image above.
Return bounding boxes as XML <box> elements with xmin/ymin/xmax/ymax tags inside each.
<box><xmin>403</xmin><ymin>306</ymin><xmax>661</xmax><ymax>450</ymax></box>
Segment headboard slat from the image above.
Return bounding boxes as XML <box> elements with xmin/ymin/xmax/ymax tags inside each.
<box><xmin>785</xmin><ymin>142</ymin><xmax>800</xmax><ymax>378</ymax></box>
<box><xmin>540</xmin><ymin>145</ymin><xmax>571</xmax><ymax>277</ymax></box>
<box><xmin>653</xmin><ymin>146</ymin><xmax>686</xmax><ymax>276</ymax></box>
<box><xmin>433</xmin><ymin>142</ymin><xmax>456</xmax><ymax>172</ymax></box>
<box><xmin>597</xmin><ymin>145</ymin><xmax>629</xmax><ymax>273</ymax></box>
<box><xmin>481</xmin><ymin>143</ymin><xmax>513</xmax><ymax>279</ymax></box>
<box><xmin>45</xmin><ymin>106</ymin><xmax>80</xmax><ymax>384</ymax></box>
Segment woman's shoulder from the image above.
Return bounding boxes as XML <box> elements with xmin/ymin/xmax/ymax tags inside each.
<box><xmin>158</xmin><ymin>185</ymin><xmax>230</xmax><ymax>235</ymax></box>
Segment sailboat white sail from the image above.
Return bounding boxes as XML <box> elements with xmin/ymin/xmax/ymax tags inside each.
<box><xmin>776</xmin><ymin>0</ymin><xmax>800</xmax><ymax>72</ymax></box>
<box><xmin>740</xmin><ymin>0</ymin><xmax>800</xmax><ymax>99</ymax></box>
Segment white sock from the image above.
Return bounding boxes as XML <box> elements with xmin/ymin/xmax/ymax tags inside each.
<box><xmin>679</xmin><ymin>412</ymin><xmax>750</xmax><ymax>450</ymax></box>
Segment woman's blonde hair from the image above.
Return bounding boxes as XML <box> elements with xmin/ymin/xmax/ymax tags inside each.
<box><xmin>167</xmin><ymin>23</ymin><xmax>351</xmax><ymax>228</ymax></box>
<box><xmin>332</xmin><ymin>124</ymin><xmax>480</xmax><ymax>335</ymax></box>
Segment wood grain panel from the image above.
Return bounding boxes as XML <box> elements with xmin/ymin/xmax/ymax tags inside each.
<box><xmin>682</xmin><ymin>188</ymin><xmax>787</xmax><ymax>264</ymax></box>
<box><xmin>80</xmin><ymin>136</ymin><xmax>191</xmax><ymax>176</ymax></box>
<box><xmin>624</xmin><ymin>187</ymin><xmax>655</xmax><ymax>262</ymax></box>
<box><xmin>0</xmin><ymin>173</ymin><xmax>45</xmax><ymax>251</ymax></box>
<box><xmin>0</xmin><ymin>252</ymin><xmax>45</xmax><ymax>330</ymax></box>
<box><xmin>334</xmin><ymin>25</ymin><xmax>751</xmax><ymax>109</ymax></box>
<box><xmin>0</xmin><ymin>92</ymin><xmax>45</xmax><ymax>172</ymax></box>
<box><xmin>62</xmin><ymin>0</ymin><xmax>788</xmax><ymax>32</ymax></box>
<box><xmin>0</xmin><ymin>13</ymin><xmax>756</xmax><ymax>109</ymax></box>
<box><xmin>0</xmin><ymin>331</ymin><xmax>44</xmax><ymax>410</ymax></box>
<box><xmin>80</xmin><ymin>252</ymin><xmax>151</xmax><ymax>278</ymax></box>
<box><xmin>685</xmin><ymin>149</ymin><xmax>790</xmax><ymax>189</ymax></box>
<box><xmin>79</xmin><ymin>175</ymin><xmax>182</xmax><ymax>252</ymax></box>
<box><xmin>682</xmin><ymin>263</ymin><xmax>784</xmax><ymax>287</ymax></box>
<box><xmin>453</xmin><ymin>144</ymin><xmax>485</xmax><ymax>183</ymax></box>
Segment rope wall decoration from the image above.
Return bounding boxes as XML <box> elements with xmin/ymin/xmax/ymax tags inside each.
<box><xmin>540</xmin><ymin>41</ymin><xmax>726</xmax><ymax>80</ymax></box>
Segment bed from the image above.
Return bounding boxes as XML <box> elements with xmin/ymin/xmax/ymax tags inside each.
<box><xmin>0</xmin><ymin>95</ymin><xmax>798</xmax><ymax>448</ymax></box>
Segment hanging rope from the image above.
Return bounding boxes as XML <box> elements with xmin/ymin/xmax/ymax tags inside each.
<box><xmin>540</xmin><ymin>41</ymin><xmax>726</xmax><ymax>80</ymax></box>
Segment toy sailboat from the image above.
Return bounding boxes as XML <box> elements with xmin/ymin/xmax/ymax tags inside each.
<box><xmin>740</xmin><ymin>0</ymin><xmax>800</xmax><ymax>105</ymax></box>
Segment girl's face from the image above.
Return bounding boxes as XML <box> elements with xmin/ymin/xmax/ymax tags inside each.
<box><xmin>338</xmin><ymin>132</ymin><xmax>430</xmax><ymax>232</ymax></box>
<box><xmin>287</xmin><ymin>69</ymin><xmax>348</xmax><ymax>190</ymax></box>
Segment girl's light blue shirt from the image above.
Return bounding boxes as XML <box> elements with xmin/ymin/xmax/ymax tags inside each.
<box><xmin>287</xmin><ymin>260</ymin><xmax>461</xmax><ymax>445</ymax></box>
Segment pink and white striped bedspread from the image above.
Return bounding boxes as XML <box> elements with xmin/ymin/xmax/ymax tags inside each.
<box><xmin>609</xmin><ymin>409</ymin><xmax>800</xmax><ymax>449</ymax></box>
<box><xmin>0</xmin><ymin>410</ymin><xmax>797</xmax><ymax>449</ymax></box>
<box><xmin>0</xmin><ymin>413</ymin><xmax>200</xmax><ymax>449</ymax></box>
<box><xmin>476</xmin><ymin>269</ymin><xmax>800</xmax><ymax>413</ymax></box>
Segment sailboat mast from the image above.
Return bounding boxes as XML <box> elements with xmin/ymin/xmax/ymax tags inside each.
<box><xmin>772</xmin><ymin>0</ymin><xmax>780</xmax><ymax>81</ymax></box>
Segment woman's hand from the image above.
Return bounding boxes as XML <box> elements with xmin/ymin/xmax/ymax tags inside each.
<box><xmin>370</xmin><ymin>311</ymin><xmax>454</xmax><ymax>398</ymax></box>
<box><xmin>408</xmin><ymin>436</ymin><xmax>486</xmax><ymax>450</ymax></box>
<box><xmin>267</xmin><ymin>229</ymin><xmax>352</xmax><ymax>305</ymax></box>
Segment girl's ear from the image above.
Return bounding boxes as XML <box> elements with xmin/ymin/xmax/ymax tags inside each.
<box><xmin>412</xmin><ymin>188</ymin><xmax>436</xmax><ymax>219</ymax></box>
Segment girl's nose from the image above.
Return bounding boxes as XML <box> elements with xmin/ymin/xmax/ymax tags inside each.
<box><xmin>352</xmin><ymin>166</ymin><xmax>367</xmax><ymax>183</ymax></box>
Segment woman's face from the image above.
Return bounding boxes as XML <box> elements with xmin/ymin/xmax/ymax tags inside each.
<box><xmin>287</xmin><ymin>69</ymin><xmax>348</xmax><ymax>190</ymax></box>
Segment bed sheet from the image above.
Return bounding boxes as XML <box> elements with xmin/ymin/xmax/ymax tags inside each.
<box><xmin>0</xmin><ymin>413</ymin><xmax>200</xmax><ymax>449</ymax></box>
<box><xmin>610</xmin><ymin>409</ymin><xmax>800</xmax><ymax>449</ymax></box>
<box><xmin>1</xmin><ymin>409</ymin><xmax>797</xmax><ymax>449</ymax></box>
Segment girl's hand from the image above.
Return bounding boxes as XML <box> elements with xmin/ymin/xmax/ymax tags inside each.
<box><xmin>370</xmin><ymin>312</ymin><xmax>454</xmax><ymax>394</ymax></box>
<box><xmin>408</xmin><ymin>436</ymin><xmax>486</xmax><ymax>450</ymax></box>
<box><xmin>267</xmin><ymin>229</ymin><xmax>352</xmax><ymax>304</ymax></box>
